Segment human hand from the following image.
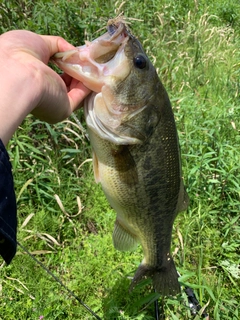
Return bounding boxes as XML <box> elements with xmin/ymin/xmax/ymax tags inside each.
<box><xmin>0</xmin><ymin>30</ymin><xmax>91</xmax><ymax>145</ymax></box>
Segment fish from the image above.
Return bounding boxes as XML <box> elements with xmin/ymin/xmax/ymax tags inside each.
<box><xmin>52</xmin><ymin>17</ymin><xmax>189</xmax><ymax>296</ymax></box>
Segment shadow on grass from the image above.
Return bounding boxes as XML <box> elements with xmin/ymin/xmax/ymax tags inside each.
<box><xmin>102</xmin><ymin>274</ymin><xmax>162</xmax><ymax>320</ymax></box>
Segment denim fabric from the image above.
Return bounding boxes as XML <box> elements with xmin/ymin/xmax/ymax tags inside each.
<box><xmin>0</xmin><ymin>139</ymin><xmax>17</xmax><ymax>264</ymax></box>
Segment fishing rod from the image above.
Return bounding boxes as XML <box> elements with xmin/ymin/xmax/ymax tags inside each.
<box><xmin>17</xmin><ymin>240</ymin><xmax>102</xmax><ymax>320</ymax></box>
<box><xmin>184</xmin><ymin>286</ymin><xmax>209</xmax><ymax>318</ymax></box>
<box><xmin>2</xmin><ymin>215</ymin><xmax>207</xmax><ymax>319</ymax></box>
<box><xmin>16</xmin><ymin>240</ymin><xmax>208</xmax><ymax>320</ymax></box>
<box><xmin>154</xmin><ymin>273</ymin><xmax>209</xmax><ymax>320</ymax></box>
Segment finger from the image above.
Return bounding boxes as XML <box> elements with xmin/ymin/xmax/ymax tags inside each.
<box><xmin>40</xmin><ymin>35</ymin><xmax>76</xmax><ymax>59</ymax></box>
<box><xmin>67</xmin><ymin>83</ymin><xmax>91</xmax><ymax>112</ymax></box>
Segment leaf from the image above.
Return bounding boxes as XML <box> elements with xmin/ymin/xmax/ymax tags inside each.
<box><xmin>20</xmin><ymin>213</ymin><xmax>35</xmax><ymax>229</ymax></box>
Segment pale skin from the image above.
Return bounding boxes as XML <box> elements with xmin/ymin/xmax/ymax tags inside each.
<box><xmin>0</xmin><ymin>30</ymin><xmax>91</xmax><ymax>146</ymax></box>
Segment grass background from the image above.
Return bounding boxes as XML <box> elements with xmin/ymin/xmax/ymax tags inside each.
<box><xmin>0</xmin><ymin>0</ymin><xmax>239</xmax><ymax>319</ymax></box>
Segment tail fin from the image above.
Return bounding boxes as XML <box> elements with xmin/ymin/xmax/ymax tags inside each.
<box><xmin>130</xmin><ymin>259</ymin><xmax>180</xmax><ymax>296</ymax></box>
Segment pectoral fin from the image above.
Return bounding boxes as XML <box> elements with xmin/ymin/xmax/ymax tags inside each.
<box><xmin>113</xmin><ymin>219</ymin><xmax>138</xmax><ymax>251</ymax></box>
<box><xmin>92</xmin><ymin>151</ymin><xmax>100</xmax><ymax>183</ymax></box>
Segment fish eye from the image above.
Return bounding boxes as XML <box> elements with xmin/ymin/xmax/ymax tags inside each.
<box><xmin>133</xmin><ymin>54</ymin><xmax>147</xmax><ymax>69</ymax></box>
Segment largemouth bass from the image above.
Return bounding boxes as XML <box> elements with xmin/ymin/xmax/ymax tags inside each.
<box><xmin>53</xmin><ymin>18</ymin><xmax>189</xmax><ymax>296</ymax></box>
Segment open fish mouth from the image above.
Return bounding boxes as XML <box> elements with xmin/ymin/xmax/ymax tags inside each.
<box><xmin>52</xmin><ymin>20</ymin><xmax>131</xmax><ymax>93</ymax></box>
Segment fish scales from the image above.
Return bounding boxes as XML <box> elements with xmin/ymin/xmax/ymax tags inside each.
<box><xmin>52</xmin><ymin>18</ymin><xmax>189</xmax><ymax>296</ymax></box>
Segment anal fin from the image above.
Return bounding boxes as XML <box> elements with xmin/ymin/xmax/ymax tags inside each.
<box><xmin>113</xmin><ymin>219</ymin><xmax>138</xmax><ymax>251</ymax></box>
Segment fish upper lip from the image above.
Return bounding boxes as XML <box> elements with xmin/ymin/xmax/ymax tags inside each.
<box><xmin>107</xmin><ymin>21</ymin><xmax>126</xmax><ymax>40</ymax></box>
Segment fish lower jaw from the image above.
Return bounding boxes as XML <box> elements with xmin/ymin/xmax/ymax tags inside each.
<box><xmin>70</xmin><ymin>64</ymin><xmax>103</xmax><ymax>83</ymax></box>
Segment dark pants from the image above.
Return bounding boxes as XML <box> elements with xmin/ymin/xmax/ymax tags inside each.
<box><xmin>0</xmin><ymin>139</ymin><xmax>17</xmax><ymax>264</ymax></box>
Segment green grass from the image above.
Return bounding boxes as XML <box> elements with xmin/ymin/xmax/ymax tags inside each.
<box><xmin>0</xmin><ymin>0</ymin><xmax>239</xmax><ymax>319</ymax></box>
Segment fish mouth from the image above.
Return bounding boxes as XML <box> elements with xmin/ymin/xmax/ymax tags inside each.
<box><xmin>52</xmin><ymin>21</ymin><xmax>130</xmax><ymax>92</ymax></box>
